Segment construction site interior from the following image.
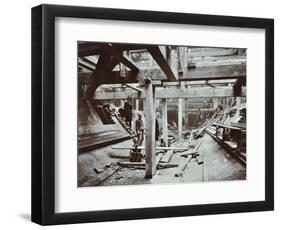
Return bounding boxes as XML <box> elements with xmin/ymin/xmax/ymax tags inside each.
<box><xmin>78</xmin><ymin>43</ymin><xmax>246</xmax><ymax>187</ymax></box>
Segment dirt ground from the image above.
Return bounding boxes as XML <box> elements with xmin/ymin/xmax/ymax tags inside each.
<box><xmin>78</xmin><ymin>134</ymin><xmax>246</xmax><ymax>187</ymax></box>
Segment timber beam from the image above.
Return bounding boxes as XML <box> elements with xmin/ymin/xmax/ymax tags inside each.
<box><xmin>78</xmin><ymin>62</ymin><xmax>95</xmax><ymax>72</ymax></box>
<box><xmin>78</xmin><ymin>42</ymin><xmax>148</xmax><ymax>57</ymax></box>
<box><xmin>186</xmin><ymin>48</ymin><xmax>237</xmax><ymax>58</ymax></box>
<box><xmin>147</xmin><ymin>46</ymin><xmax>178</xmax><ymax>81</ymax></box>
<box><xmin>124</xmin><ymin>84</ymin><xmax>143</xmax><ymax>93</ymax></box>
<box><xmin>93</xmin><ymin>86</ymin><xmax>246</xmax><ymax>100</ymax></box>
<box><xmin>93</xmin><ymin>69</ymin><xmax>245</xmax><ymax>85</ymax></box>
<box><xmin>81</xmin><ymin>57</ymin><xmax>97</xmax><ymax>67</ymax></box>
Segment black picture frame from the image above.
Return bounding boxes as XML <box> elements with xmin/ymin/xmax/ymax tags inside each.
<box><xmin>31</xmin><ymin>4</ymin><xmax>274</xmax><ymax>225</ymax></box>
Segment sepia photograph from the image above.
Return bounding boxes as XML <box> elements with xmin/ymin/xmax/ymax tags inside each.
<box><xmin>77</xmin><ymin>42</ymin><xmax>247</xmax><ymax>187</ymax></box>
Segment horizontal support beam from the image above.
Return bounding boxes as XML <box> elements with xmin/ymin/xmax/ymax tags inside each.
<box><xmin>79</xmin><ymin>64</ymin><xmax>245</xmax><ymax>85</ymax></box>
<box><xmin>187</xmin><ymin>49</ymin><xmax>237</xmax><ymax>58</ymax></box>
<box><xmin>156</xmin><ymin>87</ymin><xmax>246</xmax><ymax>99</ymax></box>
<box><xmin>161</xmin><ymin>108</ymin><xmax>215</xmax><ymax>112</ymax></box>
<box><xmin>112</xmin><ymin>146</ymin><xmax>189</xmax><ymax>151</ymax></box>
<box><xmin>93</xmin><ymin>86</ymin><xmax>246</xmax><ymax>100</ymax></box>
<box><xmin>162</xmin><ymin>79</ymin><xmax>237</xmax><ymax>87</ymax></box>
<box><xmin>124</xmin><ymin>84</ymin><xmax>143</xmax><ymax>93</ymax></box>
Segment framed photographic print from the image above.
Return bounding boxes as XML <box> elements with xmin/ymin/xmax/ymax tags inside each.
<box><xmin>31</xmin><ymin>4</ymin><xmax>274</xmax><ymax>225</ymax></box>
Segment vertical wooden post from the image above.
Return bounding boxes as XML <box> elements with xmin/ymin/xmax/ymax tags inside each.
<box><xmin>161</xmin><ymin>98</ymin><xmax>168</xmax><ymax>147</ymax></box>
<box><xmin>178</xmin><ymin>82</ymin><xmax>184</xmax><ymax>139</ymax></box>
<box><xmin>213</xmin><ymin>98</ymin><xmax>219</xmax><ymax>110</ymax></box>
<box><xmin>178</xmin><ymin>98</ymin><xmax>183</xmax><ymax>139</ymax></box>
<box><xmin>135</xmin><ymin>99</ymin><xmax>139</xmax><ymax>111</ymax></box>
<box><xmin>132</xmin><ymin>99</ymin><xmax>139</xmax><ymax>132</ymax></box>
<box><xmin>186</xmin><ymin>112</ymin><xmax>189</xmax><ymax>129</ymax></box>
<box><xmin>236</xmin><ymin>97</ymin><xmax>241</xmax><ymax>107</ymax></box>
<box><xmin>144</xmin><ymin>79</ymin><xmax>156</xmax><ymax>178</ymax></box>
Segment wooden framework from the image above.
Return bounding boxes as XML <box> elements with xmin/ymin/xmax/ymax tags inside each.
<box><xmin>32</xmin><ymin>4</ymin><xmax>274</xmax><ymax>225</ymax></box>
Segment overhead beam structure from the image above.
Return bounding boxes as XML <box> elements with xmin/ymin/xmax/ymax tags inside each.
<box><xmin>78</xmin><ymin>62</ymin><xmax>95</xmax><ymax>72</ymax></box>
<box><xmin>147</xmin><ymin>46</ymin><xmax>178</xmax><ymax>81</ymax></box>
<box><xmin>78</xmin><ymin>43</ymin><xmax>147</xmax><ymax>57</ymax></box>
<box><xmin>93</xmin><ymin>86</ymin><xmax>246</xmax><ymax>100</ymax></box>
<box><xmin>110</xmin><ymin>45</ymin><xmax>139</xmax><ymax>73</ymax></box>
<box><xmin>81</xmin><ymin>57</ymin><xmax>97</xmax><ymax>67</ymax></box>
<box><xmin>84</xmin><ymin>66</ymin><xmax>246</xmax><ymax>85</ymax></box>
<box><xmin>85</xmin><ymin>51</ymin><xmax>120</xmax><ymax>97</ymax></box>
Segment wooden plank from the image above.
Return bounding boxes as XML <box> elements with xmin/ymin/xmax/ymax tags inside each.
<box><xmin>174</xmin><ymin>155</ymin><xmax>193</xmax><ymax>177</ymax></box>
<box><xmin>147</xmin><ymin>46</ymin><xmax>177</xmax><ymax>81</ymax></box>
<box><xmin>144</xmin><ymin>79</ymin><xmax>156</xmax><ymax>178</ymax></box>
<box><xmin>196</xmin><ymin>154</ymin><xmax>203</xmax><ymax>165</ymax></box>
<box><xmin>156</xmin><ymin>152</ymin><xmax>164</xmax><ymax>166</ymax></box>
<box><xmin>160</xmin><ymin>150</ymin><xmax>173</xmax><ymax>163</ymax></box>
<box><xmin>180</xmin><ymin>149</ymin><xmax>198</xmax><ymax>157</ymax></box>
<box><xmin>124</xmin><ymin>83</ymin><xmax>142</xmax><ymax>93</ymax></box>
<box><xmin>93</xmin><ymin>86</ymin><xmax>246</xmax><ymax>100</ymax></box>
<box><xmin>112</xmin><ymin>146</ymin><xmax>189</xmax><ymax>151</ymax></box>
<box><xmin>195</xmin><ymin>145</ymin><xmax>203</xmax><ymax>165</ymax></box>
<box><xmin>118</xmin><ymin>162</ymin><xmax>178</xmax><ymax>169</ymax></box>
<box><xmin>180</xmin><ymin>140</ymin><xmax>201</xmax><ymax>157</ymax></box>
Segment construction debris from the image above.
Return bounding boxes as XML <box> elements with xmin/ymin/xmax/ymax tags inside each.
<box><xmin>118</xmin><ymin>161</ymin><xmax>178</xmax><ymax>169</ymax></box>
<box><xmin>180</xmin><ymin>140</ymin><xmax>202</xmax><ymax>157</ymax></box>
<box><xmin>174</xmin><ymin>155</ymin><xmax>193</xmax><ymax>177</ymax></box>
<box><xmin>82</xmin><ymin>164</ymin><xmax>120</xmax><ymax>186</ymax></box>
<box><xmin>93</xmin><ymin>167</ymin><xmax>104</xmax><ymax>174</ymax></box>
<box><xmin>160</xmin><ymin>150</ymin><xmax>174</xmax><ymax>163</ymax></box>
